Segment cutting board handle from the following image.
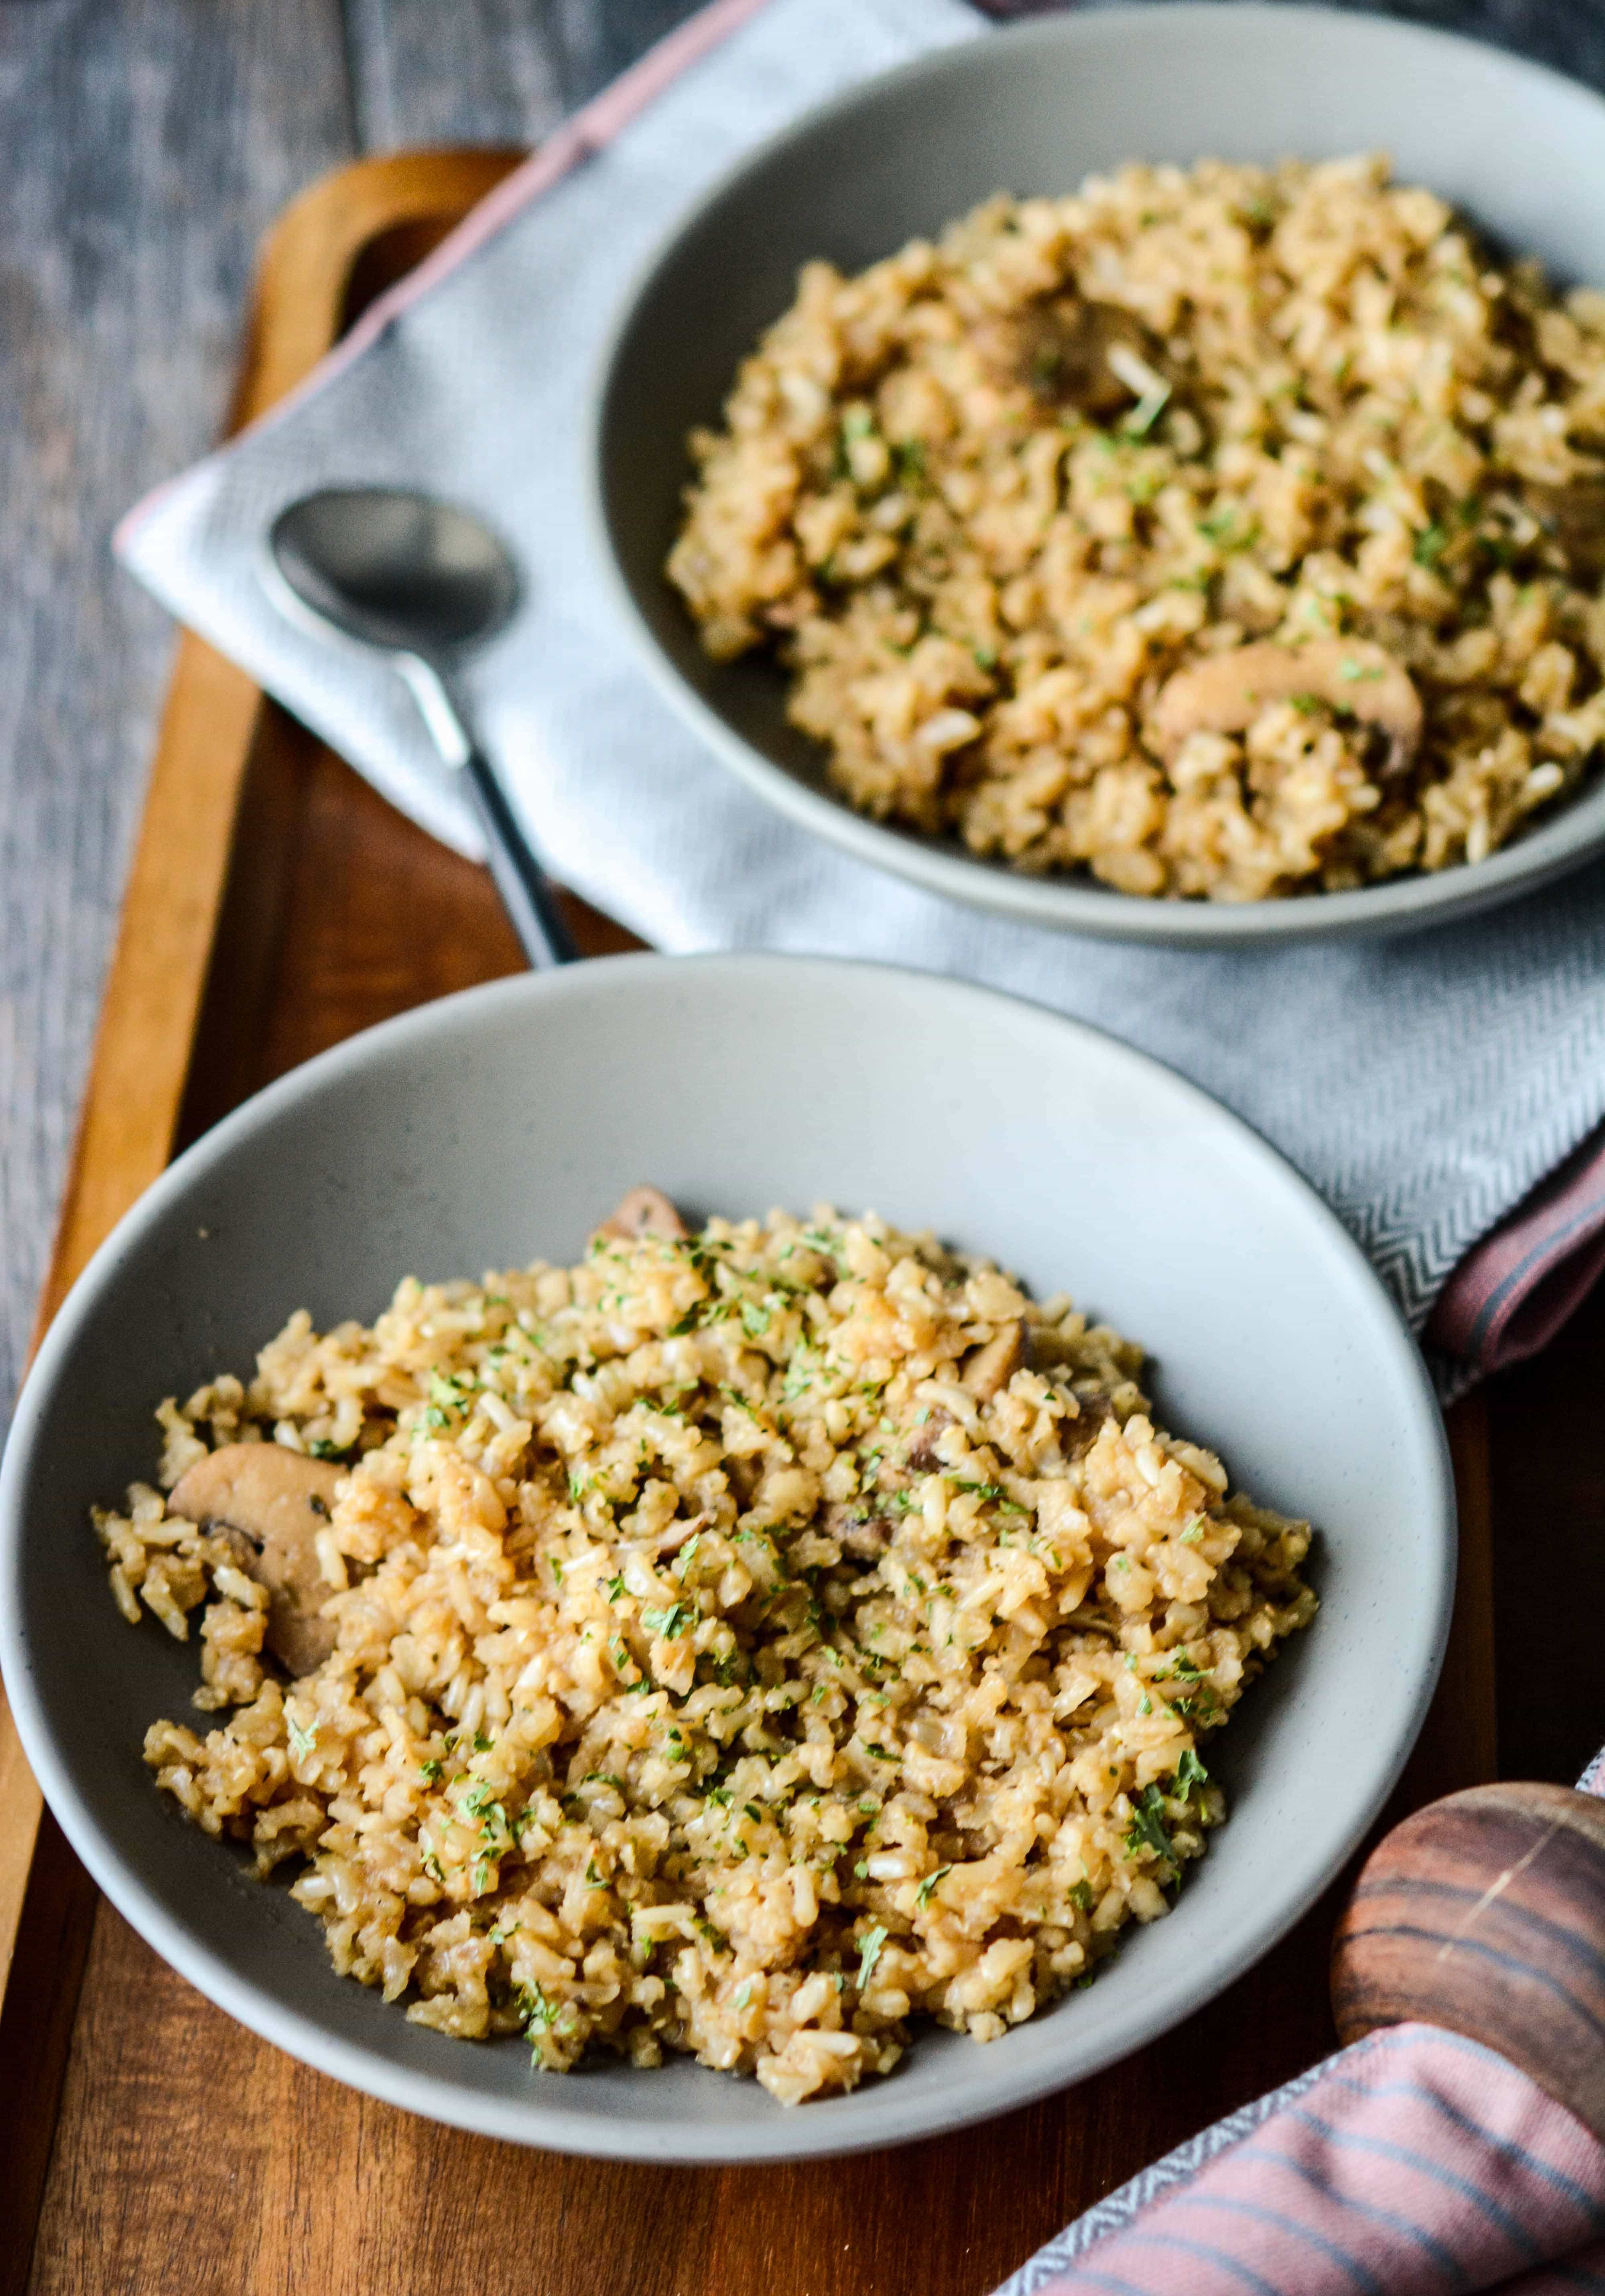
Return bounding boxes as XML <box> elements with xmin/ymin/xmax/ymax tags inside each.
<box><xmin>1331</xmin><ymin>1780</ymin><xmax>1605</xmax><ymax>2145</ymax></box>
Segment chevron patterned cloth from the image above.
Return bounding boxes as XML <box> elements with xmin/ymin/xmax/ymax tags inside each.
<box><xmin>115</xmin><ymin>0</ymin><xmax>1605</xmax><ymax>1378</ymax></box>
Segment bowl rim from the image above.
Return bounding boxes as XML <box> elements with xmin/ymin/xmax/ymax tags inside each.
<box><xmin>0</xmin><ymin>953</ymin><xmax>1455</xmax><ymax>2158</ymax></box>
<box><xmin>586</xmin><ymin>0</ymin><xmax>1605</xmax><ymax>948</ymax></box>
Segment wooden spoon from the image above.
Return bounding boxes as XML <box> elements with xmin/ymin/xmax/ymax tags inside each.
<box><xmin>1331</xmin><ymin>1780</ymin><xmax>1605</xmax><ymax>2145</ymax></box>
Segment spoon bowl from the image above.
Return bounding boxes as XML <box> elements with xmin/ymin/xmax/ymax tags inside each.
<box><xmin>266</xmin><ymin>485</ymin><xmax>574</xmax><ymax>970</ymax></box>
<box><xmin>269</xmin><ymin>488</ymin><xmax>520</xmax><ymax>660</ymax></box>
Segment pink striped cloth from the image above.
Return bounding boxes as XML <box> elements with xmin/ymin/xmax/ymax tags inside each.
<box><xmin>1427</xmin><ymin>1126</ymin><xmax>1605</xmax><ymax>1372</ymax></box>
<box><xmin>995</xmin><ymin>2026</ymin><xmax>1605</xmax><ymax>2296</ymax></box>
<box><xmin>995</xmin><ymin>1752</ymin><xmax>1605</xmax><ymax>2296</ymax></box>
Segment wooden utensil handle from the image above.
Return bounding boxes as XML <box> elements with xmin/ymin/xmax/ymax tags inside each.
<box><xmin>1332</xmin><ymin>1780</ymin><xmax>1605</xmax><ymax>2146</ymax></box>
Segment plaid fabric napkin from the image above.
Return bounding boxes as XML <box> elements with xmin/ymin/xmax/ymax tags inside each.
<box><xmin>114</xmin><ymin>0</ymin><xmax>1605</xmax><ymax>1382</ymax></box>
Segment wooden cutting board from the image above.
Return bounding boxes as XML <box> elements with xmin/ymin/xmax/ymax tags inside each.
<box><xmin>0</xmin><ymin>148</ymin><xmax>1499</xmax><ymax>2296</ymax></box>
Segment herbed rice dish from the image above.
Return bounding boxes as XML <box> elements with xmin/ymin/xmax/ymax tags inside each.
<box><xmin>98</xmin><ymin>1197</ymin><xmax>1316</xmax><ymax>2103</ymax></box>
<box><xmin>668</xmin><ymin>155</ymin><xmax>1605</xmax><ymax>901</ymax></box>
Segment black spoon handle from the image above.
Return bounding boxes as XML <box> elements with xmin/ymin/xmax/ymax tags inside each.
<box><xmin>459</xmin><ymin>744</ymin><xmax>577</xmax><ymax>971</ymax></box>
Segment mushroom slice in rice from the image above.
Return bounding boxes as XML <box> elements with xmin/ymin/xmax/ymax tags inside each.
<box><xmin>1152</xmin><ymin>638</ymin><xmax>1423</xmax><ymax>778</ymax></box>
<box><xmin>1063</xmin><ymin>1392</ymin><xmax>1113</xmax><ymax>1458</ymax></box>
<box><xmin>976</xmin><ymin>295</ymin><xmax>1159</xmax><ymax>419</ymax></box>
<box><xmin>905</xmin><ymin>1405</ymin><xmax>954</xmax><ymax>1472</ymax></box>
<box><xmin>1524</xmin><ymin>477</ymin><xmax>1605</xmax><ymax>585</ymax></box>
<box><xmin>595</xmin><ymin>1185</ymin><xmax>688</xmax><ymax>1242</ymax></box>
<box><xmin>821</xmin><ymin>1500</ymin><xmax>894</xmax><ymax>1560</ymax></box>
<box><xmin>168</xmin><ymin>1443</ymin><xmax>341</xmax><ymax>1676</ymax></box>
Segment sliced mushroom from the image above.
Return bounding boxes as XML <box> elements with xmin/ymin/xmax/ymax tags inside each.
<box><xmin>906</xmin><ymin>1407</ymin><xmax>955</xmax><ymax>1474</ymax></box>
<box><xmin>821</xmin><ymin>1501</ymin><xmax>891</xmax><ymax>1561</ymax></box>
<box><xmin>976</xmin><ymin>295</ymin><xmax>1158</xmax><ymax>419</ymax></box>
<box><xmin>1062</xmin><ymin>1393</ymin><xmax>1113</xmax><ymax>1461</ymax></box>
<box><xmin>1524</xmin><ymin>478</ymin><xmax>1605</xmax><ymax>585</ymax></box>
<box><xmin>962</xmin><ymin>1320</ymin><xmax>1028</xmax><ymax>1402</ymax></box>
<box><xmin>595</xmin><ymin>1185</ymin><xmax>689</xmax><ymax>1242</ymax></box>
<box><xmin>169</xmin><ymin>1443</ymin><xmax>342</xmax><ymax>1677</ymax></box>
<box><xmin>1152</xmin><ymin>638</ymin><xmax>1423</xmax><ymax>777</ymax></box>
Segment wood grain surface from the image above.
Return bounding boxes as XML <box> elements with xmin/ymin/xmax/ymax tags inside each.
<box><xmin>0</xmin><ymin>0</ymin><xmax>355</xmax><ymax>1431</ymax></box>
<box><xmin>13</xmin><ymin>0</ymin><xmax>1603</xmax><ymax>1440</ymax></box>
<box><xmin>18</xmin><ymin>732</ymin><xmax>1499</xmax><ymax>2296</ymax></box>
<box><xmin>1332</xmin><ymin>1781</ymin><xmax>1605</xmax><ymax>2148</ymax></box>
<box><xmin>0</xmin><ymin>148</ymin><xmax>540</xmax><ymax>2296</ymax></box>
<box><xmin>0</xmin><ymin>137</ymin><xmax>1498</xmax><ymax>2296</ymax></box>
<box><xmin>0</xmin><ymin>5</ymin><xmax>1603</xmax><ymax>2292</ymax></box>
<box><xmin>0</xmin><ymin>0</ymin><xmax>705</xmax><ymax>1437</ymax></box>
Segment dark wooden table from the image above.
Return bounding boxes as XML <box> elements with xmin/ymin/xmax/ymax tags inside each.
<box><xmin>2</xmin><ymin>4</ymin><xmax>1605</xmax><ymax>2292</ymax></box>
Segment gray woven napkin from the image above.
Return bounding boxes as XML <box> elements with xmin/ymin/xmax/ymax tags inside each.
<box><xmin>116</xmin><ymin>0</ymin><xmax>1605</xmax><ymax>1356</ymax></box>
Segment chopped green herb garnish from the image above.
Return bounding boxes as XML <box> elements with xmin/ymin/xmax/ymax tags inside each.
<box><xmin>1125</xmin><ymin>1784</ymin><xmax>1174</xmax><ymax>1862</ymax></box>
<box><xmin>856</xmin><ymin>1924</ymin><xmax>889</xmax><ymax>1991</ymax></box>
<box><xmin>1174</xmin><ymin>1747</ymin><xmax>1209</xmax><ymax>1802</ymax></box>
<box><xmin>951</xmin><ymin>1478</ymin><xmax>1030</xmax><ymax>1514</ymax></box>
<box><xmin>520</xmin><ymin>1981</ymin><xmax>560</xmax><ymax>2033</ymax></box>
<box><xmin>915</xmin><ymin>1865</ymin><xmax>951</xmax><ymax>1909</ymax></box>
<box><xmin>1124</xmin><ymin>381</ymin><xmax>1171</xmax><ymax>438</ymax></box>
<box><xmin>641</xmin><ymin>1601</ymin><xmax>694</xmax><ymax>1642</ymax></box>
<box><xmin>894</xmin><ymin>438</ymin><xmax>928</xmax><ymax>488</ymax></box>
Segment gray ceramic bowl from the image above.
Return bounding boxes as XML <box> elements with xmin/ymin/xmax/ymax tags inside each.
<box><xmin>594</xmin><ymin>3</ymin><xmax>1605</xmax><ymax>946</ymax></box>
<box><xmin>0</xmin><ymin>956</ymin><xmax>1452</xmax><ymax>2158</ymax></box>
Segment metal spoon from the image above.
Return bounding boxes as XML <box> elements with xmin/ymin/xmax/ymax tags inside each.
<box><xmin>268</xmin><ymin>486</ymin><xmax>575</xmax><ymax>969</ymax></box>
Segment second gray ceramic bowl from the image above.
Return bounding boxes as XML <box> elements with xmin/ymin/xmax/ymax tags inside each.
<box><xmin>594</xmin><ymin>3</ymin><xmax>1605</xmax><ymax>946</ymax></box>
<box><xmin>0</xmin><ymin>956</ymin><xmax>1452</xmax><ymax>2158</ymax></box>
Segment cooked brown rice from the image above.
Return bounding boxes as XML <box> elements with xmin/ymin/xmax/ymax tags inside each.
<box><xmin>98</xmin><ymin>1207</ymin><xmax>1316</xmax><ymax>2102</ymax></box>
<box><xmin>668</xmin><ymin>155</ymin><xmax>1605</xmax><ymax>901</ymax></box>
